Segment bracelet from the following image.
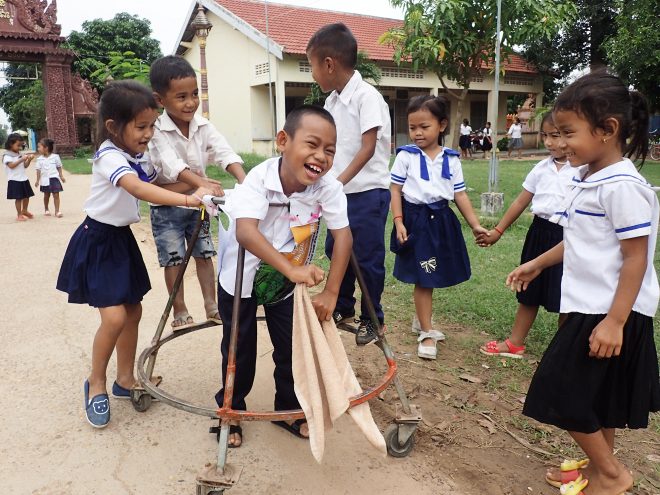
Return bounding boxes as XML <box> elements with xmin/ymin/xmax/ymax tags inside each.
<box><xmin>185</xmin><ymin>195</ymin><xmax>189</xmax><ymax>207</ymax></box>
<box><xmin>192</xmin><ymin>194</ymin><xmax>203</xmax><ymax>204</ymax></box>
<box><xmin>393</xmin><ymin>215</ymin><xmax>403</xmax><ymax>221</ymax></box>
<box><xmin>494</xmin><ymin>226</ymin><xmax>504</xmax><ymax>235</ymax></box>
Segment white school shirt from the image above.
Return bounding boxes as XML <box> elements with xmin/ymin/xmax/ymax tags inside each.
<box><xmin>148</xmin><ymin>110</ymin><xmax>243</xmax><ymax>184</ymax></box>
<box><xmin>482</xmin><ymin>127</ymin><xmax>492</xmax><ymax>138</ymax></box>
<box><xmin>3</xmin><ymin>151</ymin><xmax>29</xmax><ymax>182</ymax></box>
<box><xmin>390</xmin><ymin>146</ymin><xmax>466</xmax><ymax>204</ymax></box>
<box><xmin>218</xmin><ymin>157</ymin><xmax>349</xmax><ymax>297</ymax></box>
<box><xmin>35</xmin><ymin>154</ymin><xmax>63</xmax><ymax>186</ymax></box>
<box><xmin>550</xmin><ymin>159</ymin><xmax>659</xmax><ymax>317</ymax></box>
<box><xmin>83</xmin><ymin>140</ymin><xmax>158</xmax><ymax>227</ymax></box>
<box><xmin>522</xmin><ymin>157</ymin><xmax>573</xmax><ymax>219</ymax></box>
<box><xmin>323</xmin><ymin>71</ymin><xmax>391</xmax><ymax>194</ymax></box>
<box><xmin>460</xmin><ymin>124</ymin><xmax>472</xmax><ymax>136</ymax></box>
<box><xmin>508</xmin><ymin>124</ymin><xmax>522</xmax><ymax>139</ymax></box>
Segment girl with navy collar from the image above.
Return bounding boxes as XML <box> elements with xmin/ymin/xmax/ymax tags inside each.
<box><xmin>390</xmin><ymin>95</ymin><xmax>487</xmax><ymax>360</ymax></box>
<box><xmin>508</xmin><ymin>71</ymin><xmax>659</xmax><ymax>495</ymax></box>
<box><xmin>57</xmin><ymin>81</ymin><xmax>211</xmax><ymax>429</ymax></box>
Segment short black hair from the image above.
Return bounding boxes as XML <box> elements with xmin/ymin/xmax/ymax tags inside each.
<box><xmin>39</xmin><ymin>138</ymin><xmax>55</xmax><ymax>153</ymax></box>
<box><xmin>407</xmin><ymin>95</ymin><xmax>450</xmax><ymax>145</ymax></box>
<box><xmin>4</xmin><ymin>132</ymin><xmax>23</xmax><ymax>150</ymax></box>
<box><xmin>283</xmin><ymin>105</ymin><xmax>335</xmax><ymax>137</ymax></box>
<box><xmin>306</xmin><ymin>23</ymin><xmax>357</xmax><ymax>69</ymax></box>
<box><xmin>149</xmin><ymin>55</ymin><xmax>197</xmax><ymax>94</ymax></box>
<box><xmin>96</xmin><ymin>80</ymin><xmax>158</xmax><ymax>149</ymax></box>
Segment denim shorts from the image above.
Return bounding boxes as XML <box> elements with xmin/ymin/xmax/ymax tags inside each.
<box><xmin>150</xmin><ymin>206</ymin><xmax>216</xmax><ymax>267</ymax></box>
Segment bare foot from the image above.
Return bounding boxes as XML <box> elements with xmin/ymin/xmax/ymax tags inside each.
<box><xmin>583</xmin><ymin>464</ymin><xmax>633</xmax><ymax>495</ymax></box>
<box><xmin>420</xmin><ymin>338</ymin><xmax>435</xmax><ymax>348</ymax></box>
<box><xmin>229</xmin><ymin>421</ymin><xmax>242</xmax><ymax>447</ymax></box>
<box><xmin>286</xmin><ymin>419</ymin><xmax>309</xmax><ymax>438</ymax></box>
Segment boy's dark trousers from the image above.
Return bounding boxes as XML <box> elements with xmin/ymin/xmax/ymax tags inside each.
<box><xmin>325</xmin><ymin>187</ymin><xmax>390</xmax><ymax>323</ymax></box>
<box><xmin>215</xmin><ymin>287</ymin><xmax>300</xmax><ymax>411</ymax></box>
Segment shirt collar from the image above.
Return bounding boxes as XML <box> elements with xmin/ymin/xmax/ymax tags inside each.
<box><xmin>572</xmin><ymin>159</ymin><xmax>649</xmax><ymax>188</ymax></box>
<box><xmin>157</xmin><ymin>110</ymin><xmax>206</xmax><ymax>138</ymax></box>
<box><xmin>327</xmin><ymin>71</ymin><xmax>362</xmax><ymax>106</ymax></box>
<box><xmin>263</xmin><ymin>157</ymin><xmax>323</xmax><ymax>197</ymax></box>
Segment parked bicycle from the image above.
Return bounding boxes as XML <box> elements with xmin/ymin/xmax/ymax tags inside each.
<box><xmin>650</xmin><ymin>129</ymin><xmax>660</xmax><ymax>161</ymax></box>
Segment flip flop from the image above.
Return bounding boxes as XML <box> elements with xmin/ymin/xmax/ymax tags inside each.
<box><xmin>44</xmin><ymin>211</ymin><xmax>51</xmax><ymax>216</ymax></box>
<box><xmin>272</xmin><ymin>419</ymin><xmax>308</xmax><ymax>439</ymax></box>
<box><xmin>480</xmin><ymin>338</ymin><xmax>525</xmax><ymax>359</ymax></box>
<box><xmin>171</xmin><ymin>313</ymin><xmax>195</xmax><ymax>332</ymax></box>
<box><xmin>546</xmin><ymin>459</ymin><xmax>589</xmax><ymax>488</ymax></box>
<box><xmin>209</xmin><ymin>422</ymin><xmax>243</xmax><ymax>448</ymax></box>
<box><xmin>55</xmin><ymin>212</ymin><xmax>63</xmax><ymax>218</ymax></box>
<box><xmin>22</xmin><ymin>211</ymin><xmax>34</xmax><ymax>219</ymax></box>
<box><xmin>206</xmin><ymin>310</ymin><xmax>222</xmax><ymax>324</ymax></box>
<box><xmin>559</xmin><ymin>478</ymin><xmax>588</xmax><ymax>495</ymax></box>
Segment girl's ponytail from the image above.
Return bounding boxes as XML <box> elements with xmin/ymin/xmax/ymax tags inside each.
<box><xmin>627</xmin><ymin>91</ymin><xmax>649</xmax><ymax>167</ymax></box>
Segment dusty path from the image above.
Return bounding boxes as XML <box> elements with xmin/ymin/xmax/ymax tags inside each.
<box><xmin>0</xmin><ymin>170</ymin><xmax>459</xmax><ymax>495</ymax></box>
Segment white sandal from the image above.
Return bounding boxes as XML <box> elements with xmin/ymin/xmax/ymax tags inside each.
<box><xmin>411</xmin><ymin>316</ymin><xmax>439</xmax><ymax>335</ymax></box>
<box><xmin>417</xmin><ymin>330</ymin><xmax>445</xmax><ymax>360</ymax></box>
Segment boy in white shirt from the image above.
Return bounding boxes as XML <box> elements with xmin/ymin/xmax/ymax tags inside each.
<box><xmin>214</xmin><ymin>105</ymin><xmax>352</xmax><ymax>446</ymax></box>
<box><xmin>148</xmin><ymin>56</ymin><xmax>246</xmax><ymax>330</ymax></box>
<box><xmin>306</xmin><ymin>23</ymin><xmax>391</xmax><ymax>346</ymax></box>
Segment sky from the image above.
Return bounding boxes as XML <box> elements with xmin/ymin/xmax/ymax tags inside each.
<box><xmin>0</xmin><ymin>0</ymin><xmax>404</xmax><ymax>127</ymax></box>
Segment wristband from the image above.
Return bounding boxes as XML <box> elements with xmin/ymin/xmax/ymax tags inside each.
<box><xmin>185</xmin><ymin>195</ymin><xmax>189</xmax><ymax>207</ymax></box>
<box><xmin>393</xmin><ymin>215</ymin><xmax>403</xmax><ymax>221</ymax></box>
<box><xmin>494</xmin><ymin>226</ymin><xmax>504</xmax><ymax>235</ymax></box>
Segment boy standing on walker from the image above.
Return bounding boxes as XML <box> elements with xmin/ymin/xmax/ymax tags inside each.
<box><xmin>148</xmin><ymin>56</ymin><xmax>246</xmax><ymax>330</ymax></box>
<box><xmin>215</xmin><ymin>106</ymin><xmax>352</xmax><ymax>447</ymax></box>
<box><xmin>307</xmin><ymin>23</ymin><xmax>392</xmax><ymax>346</ymax></box>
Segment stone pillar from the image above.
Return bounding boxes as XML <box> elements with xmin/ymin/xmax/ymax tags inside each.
<box><xmin>43</xmin><ymin>58</ymin><xmax>77</xmax><ymax>155</ymax></box>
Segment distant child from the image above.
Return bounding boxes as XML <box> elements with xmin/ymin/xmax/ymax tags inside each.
<box><xmin>148</xmin><ymin>55</ymin><xmax>246</xmax><ymax>331</ymax></box>
<box><xmin>481</xmin><ymin>121</ymin><xmax>493</xmax><ymax>159</ymax></box>
<box><xmin>4</xmin><ymin>132</ymin><xmax>35</xmax><ymax>221</ymax></box>
<box><xmin>56</xmin><ymin>81</ymin><xmax>211</xmax><ymax>428</ymax></box>
<box><xmin>507</xmin><ymin>71</ymin><xmax>659</xmax><ymax>494</ymax></box>
<box><xmin>390</xmin><ymin>95</ymin><xmax>487</xmax><ymax>360</ymax></box>
<box><xmin>214</xmin><ymin>105</ymin><xmax>352</xmax><ymax>447</ymax></box>
<box><xmin>459</xmin><ymin>118</ymin><xmax>473</xmax><ymax>159</ymax></box>
<box><xmin>34</xmin><ymin>138</ymin><xmax>66</xmax><ymax>217</ymax></box>
<box><xmin>306</xmin><ymin>23</ymin><xmax>391</xmax><ymax>346</ymax></box>
<box><xmin>478</xmin><ymin>113</ymin><xmax>573</xmax><ymax>360</ymax></box>
<box><xmin>507</xmin><ymin>117</ymin><xmax>523</xmax><ymax>159</ymax></box>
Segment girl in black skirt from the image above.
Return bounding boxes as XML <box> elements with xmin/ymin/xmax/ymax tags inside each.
<box><xmin>3</xmin><ymin>133</ymin><xmax>35</xmax><ymax>221</ymax></box>
<box><xmin>507</xmin><ymin>71</ymin><xmax>659</xmax><ymax>495</ymax></box>
<box><xmin>479</xmin><ymin>113</ymin><xmax>573</xmax><ymax>361</ymax></box>
<box><xmin>390</xmin><ymin>96</ymin><xmax>487</xmax><ymax>360</ymax></box>
<box><xmin>56</xmin><ymin>81</ymin><xmax>211</xmax><ymax>428</ymax></box>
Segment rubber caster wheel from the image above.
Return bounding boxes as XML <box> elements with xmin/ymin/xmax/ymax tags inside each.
<box><xmin>384</xmin><ymin>424</ymin><xmax>415</xmax><ymax>458</ymax></box>
<box><xmin>131</xmin><ymin>392</ymin><xmax>152</xmax><ymax>412</ymax></box>
<box><xmin>196</xmin><ymin>486</ymin><xmax>224</xmax><ymax>495</ymax></box>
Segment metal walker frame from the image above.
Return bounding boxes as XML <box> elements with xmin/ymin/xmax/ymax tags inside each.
<box><xmin>132</xmin><ymin>200</ymin><xmax>421</xmax><ymax>494</ymax></box>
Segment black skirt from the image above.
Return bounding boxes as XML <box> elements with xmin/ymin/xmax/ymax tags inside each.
<box><xmin>391</xmin><ymin>198</ymin><xmax>471</xmax><ymax>288</ymax></box>
<box><xmin>56</xmin><ymin>216</ymin><xmax>151</xmax><ymax>307</ymax></box>
<box><xmin>7</xmin><ymin>180</ymin><xmax>34</xmax><ymax>200</ymax></box>
<box><xmin>523</xmin><ymin>311</ymin><xmax>660</xmax><ymax>433</ymax></box>
<box><xmin>40</xmin><ymin>178</ymin><xmax>63</xmax><ymax>193</ymax></box>
<box><xmin>459</xmin><ymin>135</ymin><xmax>471</xmax><ymax>150</ymax></box>
<box><xmin>516</xmin><ymin>216</ymin><xmax>563</xmax><ymax>312</ymax></box>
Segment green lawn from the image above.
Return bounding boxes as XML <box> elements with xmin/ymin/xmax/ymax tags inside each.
<box><xmin>62</xmin><ymin>154</ymin><xmax>660</xmax><ymax>356</ymax></box>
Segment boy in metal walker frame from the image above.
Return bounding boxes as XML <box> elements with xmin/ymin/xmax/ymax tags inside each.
<box><xmin>214</xmin><ymin>105</ymin><xmax>353</xmax><ymax>448</ymax></box>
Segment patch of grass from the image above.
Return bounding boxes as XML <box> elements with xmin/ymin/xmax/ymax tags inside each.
<box><xmin>61</xmin><ymin>158</ymin><xmax>92</xmax><ymax>174</ymax></box>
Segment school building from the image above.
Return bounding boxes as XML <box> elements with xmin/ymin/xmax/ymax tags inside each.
<box><xmin>174</xmin><ymin>0</ymin><xmax>545</xmax><ymax>155</ymax></box>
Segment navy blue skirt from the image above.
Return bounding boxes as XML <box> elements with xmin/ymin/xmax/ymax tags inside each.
<box><xmin>516</xmin><ymin>215</ymin><xmax>563</xmax><ymax>312</ymax></box>
<box><xmin>391</xmin><ymin>198</ymin><xmax>471</xmax><ymax>288</ymax></box>
<box><xmin>7</xmin><ymin>180</ymin><xmax>34</xmax><ymax>200</ymax></box>
<box><xmin>40</xmin><ymin>178</ymin><xmax>63</xmax><ymax>193</ymax></box>
<box><xmin>523</xmin><ymin>312</ymin><xmax>660</xmax><ymax>433</ymax></box>
<box><xmin>56</xmin><ymin>217</ymin><xmax>151</xmax><ymax>307</ymax></box>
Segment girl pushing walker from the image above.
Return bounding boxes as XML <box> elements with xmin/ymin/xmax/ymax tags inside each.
<box><xmin>390</xmin><ymin>95</ymin><xmax>486</xmax><ymax>360</ymax></box>
<box><xmin>508</xmin><ymin>71</ymin><xmax>659</xmax><ymax>494</ymax></box>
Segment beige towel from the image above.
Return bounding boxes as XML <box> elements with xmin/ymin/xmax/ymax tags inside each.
<box><xmin>292</xmin><ymin>284</ymin><xmax>387</xmax><ymax>462</ymax></box>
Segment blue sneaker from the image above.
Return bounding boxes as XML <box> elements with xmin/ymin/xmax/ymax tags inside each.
<box><xmin>111</xmin><ymin>381</ymin><xmax>131</xmax><ymax>400</ymax></box>
<box><xmin>84</xmin><ymin>380</ymin><xmax>110</xmax><ymax>428</ymax></box>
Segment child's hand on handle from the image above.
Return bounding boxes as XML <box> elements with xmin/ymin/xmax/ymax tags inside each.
<box><xmin>203</xmin><ymin>178</ymin><xmax>224</xmax><ymax>197</ymax></box>
<box><xmin>189</xmin><ymin>186</ymin><xmax>214</xmax><ymax>206</ymax></box>
<box><xmin>588</xmin><ymin>317</ymin><xmax>624</xmax><ymax>358</ymax></box>
<box><xmin>289</xmin><ymin>264</ymin><xmax>325</xmax><ymax>287</ymax></box>
<box><xmin>506</xmin><ymin>260</ymin><xmax>542</xmax><ymax>292</ymax></box>
<box><xmin>312</xmin><ymin>289</ymin><xmax>338</xmax><ymax>321</ymax></box>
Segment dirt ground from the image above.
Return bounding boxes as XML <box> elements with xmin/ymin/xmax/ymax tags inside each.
<box><xmin>1</xmin><ymin>170</ymin><xmax>659</xmax><ymax>495</ymax></box>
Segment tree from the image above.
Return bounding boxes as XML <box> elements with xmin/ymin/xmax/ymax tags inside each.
<box><xmin>522</xmin><ymin>0</ymin><xmax>616</xmax><ymax>101</ymax></box>
<box><xmin>305</xmin><ymin>51</ymin><xmax>382</xmax><ymax>105</ymax></box>
<box><xmin>0</xmin><ymin>64</ymin><xmax>46</xmax><ymax>131</ymax></box>
<box><xmin>88</xmin><ymin>51</ymin><xmax>151</xmax><ymax>88</ymax></box>
<box><xmin>382</xmin><ymin>0</ymin><xmax>576</xmax><ymax>148</ymax></box>
<box><xmin>64</xmin><ymin>13</ymin><xmax>161</xmax><ymax>91</ymax></box>
<box><xmin>604</xmin><ymin>0</ymin><xmax>660</xmax><ymax>110</ymax></box>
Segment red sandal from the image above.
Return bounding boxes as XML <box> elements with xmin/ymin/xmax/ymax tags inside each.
<box><xmin>479</xmin><ymin>338</ymin><xmax>525</xmax><ymax>359</ymax></box>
